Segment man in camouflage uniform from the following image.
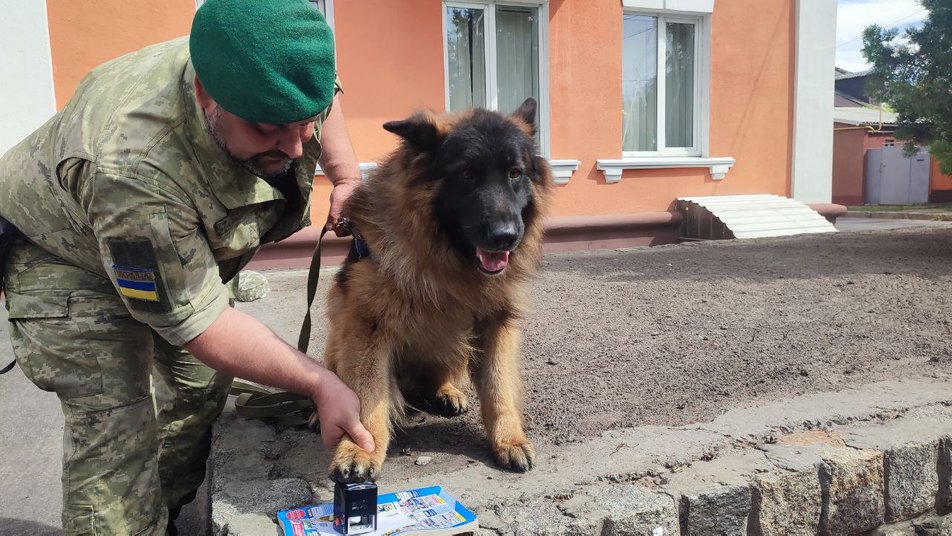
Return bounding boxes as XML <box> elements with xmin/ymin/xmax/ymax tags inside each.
<box><xmin>0</xmin><ymin>0</ymin><xmax>375</xmax><ymax>534</ymax></box>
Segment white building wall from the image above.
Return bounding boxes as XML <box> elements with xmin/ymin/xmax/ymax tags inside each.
<box><xmin>791</xmin><ymin>0</ymin><xmax>836</xmax><ymax>204</ymax></box>
<box><xmin>0</xmin><ymin>1</ymin><xmax>56</xmax><ymax>156</ymax></box>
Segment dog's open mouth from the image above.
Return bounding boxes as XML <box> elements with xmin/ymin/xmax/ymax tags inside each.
<box><xmin>476</xmin><ymin>248</ymin><xmax>510</xmax><ymax>275</ymax></box>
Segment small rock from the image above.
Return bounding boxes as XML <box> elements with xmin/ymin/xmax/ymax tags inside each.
<box><xmin>235</xmin><ymin>271</ymin><xmax>270</xmax><ymax>302</ymax></box>
<box><xmin>415</xmin><ymin>456</ymin><xmax>432</xmax><ymax>466</ymax></box>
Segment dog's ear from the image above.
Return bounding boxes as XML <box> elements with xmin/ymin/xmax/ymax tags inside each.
<box><xmin>512</xmin><ymin>97</ymin><xmax>537</xmax><ymax>135</ymax></box>
<box><xmin>383</xmin><ymin>112</ymin><xmax>444</xmax><ymax>152</ymax></box>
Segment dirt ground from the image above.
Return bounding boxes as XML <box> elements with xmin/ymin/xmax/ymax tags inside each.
<box><xmin>244</xmin><ymin>225</ymin><xmax>952</xmax><ymax>456</ymax></box>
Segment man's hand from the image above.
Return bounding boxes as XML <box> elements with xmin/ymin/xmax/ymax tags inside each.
<box><xmin>313</xmin><ymin>368</ymin><xmax>376</xmax><ymax>452</ymax></box>
<box><xmin>325</xmin><ymin>178</ymin><xmax>360</xmax><ymax>236</ymax></box>
<box><xmin>318</xmin><ymin>92</ymin><xmax>361</xmax><ymax>237</ymax></box>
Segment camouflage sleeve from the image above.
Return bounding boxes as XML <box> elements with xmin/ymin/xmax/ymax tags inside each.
<box><xmin>80</xmin><ymin>170</ymin><xmax>229</xmax><ymax>347</ymax></box>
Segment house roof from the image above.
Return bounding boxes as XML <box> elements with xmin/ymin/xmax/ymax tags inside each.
<box><xmin>835</xmin><ymin>90</ymin><xmax>869</xmax><ymax>108</ymax></box>
<box><xmin>833</xmin><ymin>105</ymin><xmax>898</xmax><ymax>126</ymax></box>
<box><xmin>835</xmin><ymin>69</ymin><xmax>871</xmax><ymax>81</ymax></box>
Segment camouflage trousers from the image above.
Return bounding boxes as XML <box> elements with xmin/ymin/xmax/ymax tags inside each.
<box><xmin>4</xmin><ymin>241</ymin><xmax>233</xmax><ymax>535</ymax></box>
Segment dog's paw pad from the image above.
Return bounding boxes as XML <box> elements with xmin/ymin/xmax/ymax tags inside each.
<box><xmin>330</xmin><ymin>443</ymin><xmax>381</xmax><ymax>483</ymax></box>
<box><xmin>494</xmin><ymin>440</ymin><xmax>535</xmax><ymax>472</ymax></box>
<box><xmin>435</xmin><ymin>385</ymin><xmax>469</xmax><ymax>416</ymax></box>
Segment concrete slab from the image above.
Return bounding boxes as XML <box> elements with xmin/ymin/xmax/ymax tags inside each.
<box><xmin>210</xmin><ymin>377</ymin><xmax>952</xmax><ymax>535</ymax></box>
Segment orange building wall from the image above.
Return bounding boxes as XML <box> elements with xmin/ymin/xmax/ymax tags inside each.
<box><xmin>831</xmin><ymin>124</ymin><xmax>866</xmax><ymax>206</ymax></box>
<box><xmin>544</xmin><ymin>0</ymin><xmax>796</xmax><ymax>216</ymax></box>
<box><xmin>46</xmin><ymin>0</ymin><xmax>195</xmax><ymax>109</ymax></box>
<box><xmin>43</xmin><ymin>0</ymin><xmax>798</xmax><ymax>223</ymax></box>
<box><xmin>931</xmin><ymin>155</ymin><xmax>952</xmax><ymax>194</ymax></box>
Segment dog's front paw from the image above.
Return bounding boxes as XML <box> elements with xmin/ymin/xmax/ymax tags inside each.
<box><xmin>330</xmin><ymin>440</ymin><xmax>383</xmax><ymax>482</ymax></box>
<box><xmin>493</xmin><ymin>439</ymin><xmax>535</xmax><ymax>472</ymax></box>
<box><xmin>435</xmin><ymin>384</ymin><xmax>469</xmax><ymax>416</ymax></box>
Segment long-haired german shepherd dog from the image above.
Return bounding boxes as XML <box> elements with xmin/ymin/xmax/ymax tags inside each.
<box><xmin>324</xmin><ymin>97</ymin><xmax>553</xmax><ymax>482</ymax></box>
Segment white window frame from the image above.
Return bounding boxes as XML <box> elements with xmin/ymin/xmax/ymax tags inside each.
<box><xmin>197</xmin><ymin>0</ymin><xmax>334</xmax><ymax>26</ymax></box>
<box><xmin>310</xmin><ymin>0</ymin><xmax>335</xmax><ymax>27</ymax></box>
<box><xmin>442</xmin><ymin>0</ymin><xmax>552</xmax><ymax>158</ymax></box>
<box><xmin>622</xmin><ymin>12</ymin><xmax>703</xmax><ymax>158</ymax></box>
<box><xmin>599</xmin><ymin>5</ymin><xmax>732</xmax><ymax>183</ymax></box>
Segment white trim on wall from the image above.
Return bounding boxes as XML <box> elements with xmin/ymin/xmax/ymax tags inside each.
<box><xmin>791</xmin><ymin>0</ymin><xmax>836</xmax><ymax>203</ymax></box>
<box><xmin>596</xmin><ymin>156</ymin><xmax>735</xmax><ymax>183</ymax></box>
<box><xmin>318</xmin><ymin>159</ymin><xmax>580</xmax><ymax>184</ymax></box>
<box><xmin>0</xmin><ymin>1</ymin><xmax>57</xmax><ymax>156</ymax></box>
<box><xmin>622</xmin><ymin>0</ymin><xmax>714</xmax><ymax>14</ymax></box>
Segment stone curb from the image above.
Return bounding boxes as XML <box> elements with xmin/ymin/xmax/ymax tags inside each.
<box><xmin>209</xmin><ymin>376</ymin><xmax>952</xmax><ymax>535</ymax></box>
<box><xmin>847</xmin><ymin>210</ymin><xmax>952</xmax><ymax>221</ymax></box>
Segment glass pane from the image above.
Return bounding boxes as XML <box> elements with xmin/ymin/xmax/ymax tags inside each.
<box><xmin>446</xmin><ymin>7</ymin><xmax>487</xmax><ymax>111</ymax></box>
<box><xmin>665</xmin><ymin>22</ymin><xmax>695</xmax><ymax>148</ymax></box>
<box><xmin>622</xmin><ymin>15</ymin><xmax>658</xmax><ymax>152</ymax></box>
<box><xmin>495</xmin><ymin>6</ymin><xmax>539</xmax><ymax>115</ymax></box>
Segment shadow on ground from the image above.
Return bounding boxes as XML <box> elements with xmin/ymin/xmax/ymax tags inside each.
<box><xmin>0</xmin><ymin>519</ymin><xmax>60</xmax><ymax>536</ymax></box>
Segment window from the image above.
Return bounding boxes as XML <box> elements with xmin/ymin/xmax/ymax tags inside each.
<box><xmin>309</xmin><ymin>0</ymin><xmax>334</xmax><ymax>26</ymax></box>
<box><xmin>197</xmin><ymin>0</ymin><xmax>333</xmax><ymax>25</ymax></box>
<box><xmin>443</xmin><ymin>1</ymin><xmax>548</xmax><ymax>154</ymax></box>
<box><xmin>622</xmin><ymin>13</ymin><xmax>702</xmax><ymax>157</ymax></box>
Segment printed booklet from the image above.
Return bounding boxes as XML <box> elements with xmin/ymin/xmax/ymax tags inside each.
<box><xmin>277</xmin><ymin>485</ymin><xmax>478</xmax><ymax>536</ymax></box>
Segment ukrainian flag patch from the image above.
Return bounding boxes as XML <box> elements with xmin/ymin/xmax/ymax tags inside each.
<box><xmin>106</xmin><ymin>237</ymin><xmax>172</xmax><ymax>313</ymax></box>
<box><xmin>113</xmin><ymin>266</ymin><xmax>160</xmax><ymax>302</ymax></box>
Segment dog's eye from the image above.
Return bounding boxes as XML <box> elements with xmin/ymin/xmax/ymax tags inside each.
<box><xmin>508</xmin><ymin>168</ymin><xmax>522</xmax><ymax>179</ymax></box>
<box><xmin>461</xmin><ymin>170</ymin><xmax>473</xmax><ymax>180</ymax></box>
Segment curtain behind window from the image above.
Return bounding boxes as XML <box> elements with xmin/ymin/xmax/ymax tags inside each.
<box><xmin>622</xmin><ymin>15</ymin><xmax>658</xmax><ymax>152</ymax></box>
<box><xmin>496</xmin><ymin>6</ymin><xmax>539</xmax><ymax>115</ymax></box>
<box><xmin>447</xmin><ymin>7</ymin><xmax>487</xmax><ymax>111</ymax></box>
<box><xmin>665</xmin><ymin>22</ymin><xmax>695</xmax><ymax>148</ymax></box>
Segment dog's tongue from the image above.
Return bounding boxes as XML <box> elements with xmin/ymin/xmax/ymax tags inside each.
<box><xmin>476</xmin><ymin>248</ymin><xmax>510</xmax><ymax>272</ymax></box>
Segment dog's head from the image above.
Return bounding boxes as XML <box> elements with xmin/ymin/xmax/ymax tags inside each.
<box><xmin>383</xmin><ymin>98</ymin><xmax>547</xmax><ymax>276</ymax></box>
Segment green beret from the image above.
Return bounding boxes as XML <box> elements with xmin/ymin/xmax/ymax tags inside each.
<box><xmin>189</xmin><ymin>0</ymin><xmax>336</xmax><ymax>124</ymax></box>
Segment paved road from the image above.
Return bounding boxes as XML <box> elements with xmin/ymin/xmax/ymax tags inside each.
<box><xmin>1</xmin><ymin>216</ymin><xmax>948</xmax><ymax>535</ymax></box>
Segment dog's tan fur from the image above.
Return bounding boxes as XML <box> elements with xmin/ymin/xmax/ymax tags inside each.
<box><xmin>323</xmin><ymin>108</ymin><xmax>553</xmax><ymax>481</ymax></box>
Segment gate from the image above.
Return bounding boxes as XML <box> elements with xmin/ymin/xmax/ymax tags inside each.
<box><xmin>865</xmin><ymin>146</ymin><xmax>931</xmax><ymax>205</ymax></box>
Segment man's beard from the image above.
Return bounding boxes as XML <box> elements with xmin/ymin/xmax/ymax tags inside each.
<box><xmin>205</xmin><ymin>107</ymin><xmax>294</xmax><ymax>180</ymax></box>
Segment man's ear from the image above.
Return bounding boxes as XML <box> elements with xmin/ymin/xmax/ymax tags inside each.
<box><xmin>383</xmin><ymin>111</ymin><xmax>444</xmax><ymax>152</ymax></box>
<box><xmin>194</xmin><ymin>75</ymin><xmax>213</xmax><ymax>109</ymax></box>
<box><xmin>512</xmin><ymin>97</ymin><xmax>537</xmax><ymax>136</ymax></box>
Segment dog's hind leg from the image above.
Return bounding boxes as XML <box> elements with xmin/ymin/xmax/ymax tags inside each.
<box><xmin>432</xmin><ymin>380</ymin><xmax>468</xmax><ymax>416</ymax></box>
<box><xmin>472</xmin><ymin>320</ymin><xmax>534</xmax><ymax>472</ymax></box>
<box><xmin>325</xmin><ymin>326</ymin><xmax>395</xmax><ymax>482</ymax></box>
<box><xmin>397</xmin><ymin>361</ymin><xmax>469</xmax><ymax>417</ymax></box>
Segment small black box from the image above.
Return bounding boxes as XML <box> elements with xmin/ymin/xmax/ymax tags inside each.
<box><xmin>333</xmin><ymin>481</ymin><xmax>377</xmax><ymax>535</ymax></box>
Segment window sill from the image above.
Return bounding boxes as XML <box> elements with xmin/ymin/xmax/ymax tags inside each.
<box><xmin>595</xmin><ymin>156</ymin><xmax>735</xmax><ymax>183</ymax></box>
<box><xmin>549</xmin><ymin>160</ymin><xmax>580</xmax><ymax>185</ymax></box>
<box><xmin>317</xmin><ymin>160</ymin><xmax>582</xmax><ymax>185</ymax></box>
<box><xmin>622</xmin><ymin>0</ymin><xmax>714</xmax><ymax>14</ymax></box>
<box><xmin>316</xmin><ymin>163</ymin><xmax>377</xmax><ymax>180</ymax></box>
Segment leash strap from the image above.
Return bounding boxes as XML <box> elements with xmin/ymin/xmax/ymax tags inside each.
<box><xmin>231</xmin><ymin>379</ymin><xmax>314</xmax><ymax>426</ymax></box>
<box><xmin>233</xmin><ymin>225</ymin><xmax>330</xmax><ymax>425</ymax></box>
<box><xmin>297</xmin><ymin>226</ymin><xmax>329</xmax><ymax>353</ymax></box>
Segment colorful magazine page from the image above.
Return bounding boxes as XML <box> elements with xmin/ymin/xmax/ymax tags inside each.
<box><xmin>277</xmin><ymin>485</ymin><xmax>478</xmax><ymax>536</ymax></box>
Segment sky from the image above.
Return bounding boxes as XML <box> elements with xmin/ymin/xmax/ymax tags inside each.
<box><xmin>836</xmin><ymin>0</ymin><xmax>928</xmax><ymax>73</ymax></box>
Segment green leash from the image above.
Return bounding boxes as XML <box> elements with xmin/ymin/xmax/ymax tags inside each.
<box><xmin>232</xmin><ymin>226</ymin><xmax>329</xmax><ymax>427</ymax></box>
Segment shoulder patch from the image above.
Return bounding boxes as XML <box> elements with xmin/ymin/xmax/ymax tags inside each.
<box><xmin>107</xmin><ymin>238</ymin><xmax>172</xmax><ymax>313</ymax></box>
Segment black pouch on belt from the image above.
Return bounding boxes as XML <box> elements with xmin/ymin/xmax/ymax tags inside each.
<box><xmin>0</xmin><ymin>216</ymin><xmax>22</xmax><ymax>374</ymax></box>
<box><xmin>0</xmin><ymin>216</ymin><xmax>20</xmax><ymax>295</ymax></box>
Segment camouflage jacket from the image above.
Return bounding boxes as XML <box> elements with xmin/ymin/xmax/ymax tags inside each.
<box><xmin>0</xmin><ymin>37</ymin><xmax>331</xmax><ymax>346</ymax></box>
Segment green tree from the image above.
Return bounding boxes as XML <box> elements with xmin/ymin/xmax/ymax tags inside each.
<box><xmin>863</xmin><ymin>0</ymin><xmax>952</xmax><ymax>173</ymax></box>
